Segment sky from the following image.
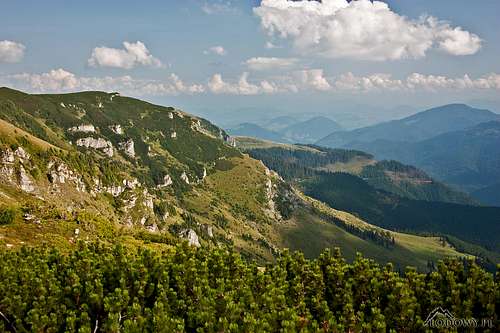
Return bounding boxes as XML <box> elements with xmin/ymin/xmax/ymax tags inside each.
<box><xmin>1</xmin><ymin>0</ymin><xmax>500</xmax><ymax>128</ymax></box>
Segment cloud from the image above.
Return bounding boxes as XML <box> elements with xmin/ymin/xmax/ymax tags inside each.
<box><xmin>334</xmin><ymin>72</ymin><xmax>404</xmax><ymax>91</ymax></box>
<box><xmin>254</xmin><ymin>0</ymin><xmax>482</xmax><ymax>61</ymax></box>
<box><xmin>208</xmin><ymin>72</ymin><xmax>290</xmax><ymax>95</ymax></box>
<box><xmin>2</xmin><ymin>69</ymin><xmax>204</xmax><ymax>96</ymax></box>
<box><xmin>3</xmin><ymin>68</ymin><xmax>499</xmax><ymax>97</ymax></box>
<box><xmin>0</xmin><ymin>40</ymin><xmax>26</xmax><ymax>63</ymax></box>
<box><xmin>294</xmin><ymin>69</ymin><xmax>331</xmax><ymax>91</ymax></box>
<box><xmin>265</xmin><ymin>41</ymin><xmax>281</xmax><ymax>49</ymax></box>
<box><xmin>201</xmin><ymin>1</ymin><xmax>237</xmax><ymax>15</ymax></box>
<box><xmin>244</xmin><ymin>57</ymin><xmax>298</xmax><ymax>71</ymax></box>
<box><xmin>88</xmin><ymin>41</ymin><xmax>163</xmax><ymax>69</ymax></box>
<box><xmin>204</xmin><ymin>46</ymin><xmax>227</xmax><ymax>56</ymax></box>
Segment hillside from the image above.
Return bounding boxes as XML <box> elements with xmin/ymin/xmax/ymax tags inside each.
<box><xmin>0</xmin><ymin>87</ymin><xmax>477</xmax><ymax>271</ymax></box>
<box><xmin>317</xmin><ymin>104</ymin><xmax>500</xmax><ymax>148</ymax></box>
<box><xmin>279</xmin><ymin>116</ymin><xmax>343</xmax><ymax>143</ymax></box>
<box><xmin>243</xmin><ymin>141</ymin><xmax>500</xmax><ymax>267</ymax></box>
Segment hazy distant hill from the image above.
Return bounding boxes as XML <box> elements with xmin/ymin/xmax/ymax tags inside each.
<box><xmin>258</xmin><ymin>115</ymin><xmax>298</xmax><ymax>132</ymax></box>
<box><xmin>317</xmin><ymin>104</ymin><xmax>500</xmax><ymax>148</ymax></box>
<box><xmin>229</xmin><ymin>116</ymin><xmax>342</xmax><ymax>144</ymax></box>
<box><xmin>350</xmin><ymin>121</ymin><xmax>500</xmax><ymax>203</ymax></box>
<box><xmin>280</xmin><ymin>116</ymin><xmax>343</xmax><ymax>143</ymax></box>
<box><xmin>227</xmin><ymin>122</ymin><xmax>288</xmax><ymax>143</ymax></box>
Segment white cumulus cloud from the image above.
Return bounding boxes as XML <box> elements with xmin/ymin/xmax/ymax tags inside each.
<box><xmin>2</xmin><ymin>69</ymin><xmax>204</xmax><ymax>96</ymax></box>
<box><xmin>0</xmin><ymin>40</ymin><xmax>26</xmax><ymax>63</ymax></box>
<box><xmin>254</xmin><ymin>0</ymin><xmax>482</xmax><ymax>61</ymax></box>
<box><xmin>88</xmin><ymin>41</ymin><xmax>164</xmax><ymax>69</ymax></box>
<box><xmin>204</xmin><ymin>46</ymin><xmax>227</xmax><ymax>56</ymax></box>
<box><xmin>244</xmin><ymin>57</ymin><xmax>298</xmax><ymax>71</ymax></box>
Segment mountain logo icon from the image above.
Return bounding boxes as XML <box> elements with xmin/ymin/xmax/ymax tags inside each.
<box><xmin>423</xmin><ymin>307</ymin><xmax>456</xmax><ymax>327</ymax></box>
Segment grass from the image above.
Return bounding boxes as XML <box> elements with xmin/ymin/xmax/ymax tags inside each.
<box><xmin>0</xmin><ymin>119</ymin><xmax>61</xmax><ymax>151</ymax></box>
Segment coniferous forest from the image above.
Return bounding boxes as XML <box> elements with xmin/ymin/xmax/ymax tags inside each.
<box><xmin>0</xmin><ymin>243</ymin><xmax>498</xmax><ymax>332</ymax></box>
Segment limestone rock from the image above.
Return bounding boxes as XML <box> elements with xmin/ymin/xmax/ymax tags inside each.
<box><xmin>109</xmin><ymin>124</ymin><xmax>124</xmax><ymax>135</ymax></box>
<box><xmin>119</xmin><ymin>139</ymin><xmax>135</xmax><ymax>158</ymax></box>
<box><xmin>68</xmin><ymin>124</ymin><xmax>96</xmax><ymax>133</ymax></box>
<box><xmin>18</xmin><ymin>165</ymin><xmax>34</xmax><ymax>192</ymax></box>
<box><xmin>14</xmin><ymin>147</ymin><xmax>30</xmax><ymax>161</ymax></box>
<box><xmin>76</xmin><ymin>137</ymin><xmax>114</xmax><ymax>157</ymax></box>
<box><xmin>180</xmin><ymin>229</ymin><xmax>200</xmax><ymax>247</ymax></box>
<box><xmin>157</xmin><ymin>174</ymin><xmax>173</xmax><ymax>188</ymax></box>
<box><xmin>181</xmin><ymin>172</ymin><xmax>190</xmax><ymax>184</ymax></box>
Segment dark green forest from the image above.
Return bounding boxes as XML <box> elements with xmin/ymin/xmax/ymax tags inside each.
<box><xmin>0</xmin><ymin>243</ymin><xmax>498</xmax><ymax>332</ymax></box>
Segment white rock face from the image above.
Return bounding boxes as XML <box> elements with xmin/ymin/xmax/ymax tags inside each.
<box><xmin>171</xmin><ymin>131</ymin><xmax>177</xmax><ymax>139</ymax></box>
<box><xmin>1</xmin><ymin>149</ymin><xmax>15</xmax><ymax>164</ymax></box>
<box><xmin>98</xmin><ymin>102</ymin><xmax>103</xmax><ymax>108</ymax></box>
<box><xmin>76</xmin><ymin>137</ymin><xmax>114</xmax><ymax>157</ymax></box>
<box><xmin>106</xmin><ymin>185</ymin><xmax>124</xmax><ymax>197</ymax></box>
<box><xmin>68</xmin><ymin>124</ymin><xmax>96</xmax><ymax>133</ymax></box>
<box><xmin>18</xmin><ymin>165</ymin><xmax>34</xmax><ymax>192</ymax></box>
<box><xmin>14</xmin><ymin>147</ymin><xmax>30</xmax><ymax>160</ymax></box>
<box><xmin>205</xmin><ymin>225</ymin><xmax>213</xmax><ymax>238</ymax></box>
<box><xmin>168</xmin><ymin>112</ymin><xmax>174</xmax><ymax>119</ymax></box>
<box><xmin>146</xmin><ymin>223</ymin><xmax>159</xmax><ymax>233</ymax></box>
<box><xmin>47</xmin><ymin>161</ymin><xmax>86</xmax><ymax>192</ymax></box>
<box><xmin>109</xmin><ymin>124</ymin><xmax>124</xmax><ymax>135</ymax></box>
<box><xmin>143</xmin><ymin>196</ymin><xmax>154</xmax><ymax>210</ymax></box>
<box><xmin>123</xmin><ymin>178</ymin><xmax>140</xmax><ymax>189</ymax></box>
<box><xmin>180</xmin><ymin>229</ymin><xmax>200</xmax><ymax>247</ymax></box>
<box><xmin>157</xmin><ymin>174</ymin><xmax>173</xmax><ymax>188</ymax></box>
<box><xmin>264</xmin><ymin>178</ymin><xmax>282</xmax><ymax>220</ymax></box>
<box><xmin>60</xmin><ymin>102</ymin><xmax>66</xmax><ymax>108</ymax></box>
<box><xmin>181</xmin><ymin>172</ymin><xmax>190</xmax><ymax>184</ymax></box>
<box><xmin>202</xmin><ymin>167</ymin><xmax>207</xmax><ymax>180</ymax></box>
<box><xmin>119</xmin><ymin>139</ymin><xmax>135</xmax><ymax>158</ymax></box>
<box><xmin>1</xmin><ymin>149</ymin><xmax>17</xmax><ymax>181</ymax></box>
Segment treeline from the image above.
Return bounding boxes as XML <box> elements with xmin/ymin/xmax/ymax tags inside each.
<box><xmin>0</xmin><ymin>243</ymin><xmax>498</xmax><ymax>332</ymax></box>
<box><xmin>247</xmin><ymin>147</ymin><xmax>371</xmax><ymax>180</ymax></box>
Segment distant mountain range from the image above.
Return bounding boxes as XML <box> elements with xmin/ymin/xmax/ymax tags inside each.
<box><xmin>317</xmin><ymin>104</ymin><xmax>500</xmax><ymax>147</ymax></box>
<box><xmin>228</xmin><ymin>116</ymin><xmax>342</xmax><ymax>144</ymax></box>
<box><xmin>316</xmin><ymin>104</ymin><xmax>500</xmax><ymax>206</ymax></box>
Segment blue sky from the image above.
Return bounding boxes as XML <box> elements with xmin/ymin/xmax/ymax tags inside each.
<box><xmin>1</xmin><ymin>0</ymin><xmax>499</xmax><ymax>128</ymax></box>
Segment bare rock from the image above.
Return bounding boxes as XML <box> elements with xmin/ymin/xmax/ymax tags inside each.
<box><xmin>180</xmin><ymin>229</ymin><xmax>200</xmax><ymax>247</ymax></box>
<box><xmin>76</xmin><ymin>137</ymin><xmax>114</xmax><ymax>157</ymax></box>
<box><xmin>109</xmin><ymin>124</ymin><xmax>124</xmax><ymax>135</ymax></box>
<box><xmin>119</xmin><ymin>139</ymin><xmax>135</xmax><ymax>158</ymax></box>
<box><xmin>68</xmin><ymin>124</ymin><xmax>96</xmax><ymax>133</ymax></box>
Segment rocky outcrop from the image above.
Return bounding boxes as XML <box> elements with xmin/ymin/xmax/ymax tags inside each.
<box><xmin>180</xmin><ymin>229</ymin><xmax>200</xmax><ymax>247</ymax></box>
<box><xmin>68</xmin><ymin>124</ymin><xmax>95</xmax><ymax>133</ymax></box>
<box><xmin>109</xmin><ymin>124</ymin><xmax>124</xmax><ymax>135</ymax></box>
<box><xmin>14</xmin><ymin>147</ymin><xmax>30</xmax><ymax>161</ymax></box>
<box><xmin>119</xmin><ymin>139</ymin><xmax>135</xmax><ymax>158</ymax></box>
<box><xmin>157</xmin><ymin>174</ymin><xmax>173</xmax><ymax>188</ymax></box>
<box><xmin>181</xmin><ymin>172</ymin><xmax>190</xmax><ymax>184</ymax></box>
<box><xmin>76</xmin><ymin>137</ymin><xmax>114</xmax><ymax>157</ymax></box>
<box><xmin>47</xmin><ymin>161</ymin><xmax>86</xmax><ymax>192</ymax></box>
<box><xmin>18</xmin><ymin>165</ymin><xmax>34</xmax><ymax>193</ymax></box>
<box><xmin>168</xmin><ymin>112</ymin><xmax>174</xmax><ymax>119</ymax></box>
<box><xmin>170</xmin><ymin>131</ymin><xmax>177</xmax><ymax>139</ymax></box>
<box><xmin>263</xmin><ymin>178</ymin><xmax>282</xmax><ymax>220</ymax></box>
